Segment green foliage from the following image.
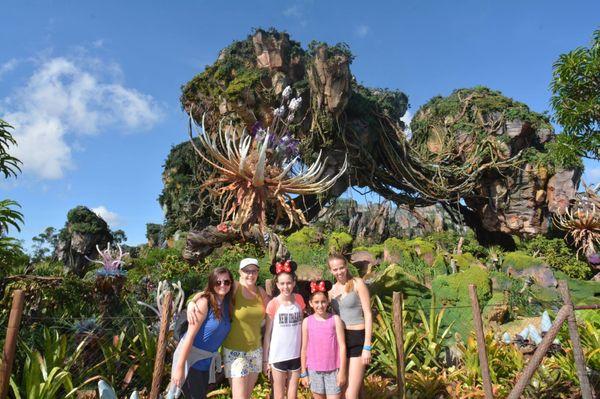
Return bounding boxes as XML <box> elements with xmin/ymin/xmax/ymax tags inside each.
<box><xmin>366</xmin><ymin>263</ymin><xmax>431</xmax><ymax>307</ymax></box>
<box><xmin>0</xmin><ymin>119</ymin><xmax>22</xmax><ymax>178</ymax></box>
<box><xmin>383</xmin><ymin>237</ymin><xmax>436</xmax><ymax>263</ymax></box>
<box><xmin>0</xmin><ymin>238</ymin><xmax>29</xmax><ymax>277</ymax></box>
<box><xmin>327</xmin><ymin>231</ymin><xmax>353</xmax><ymax>255</ymax></box>
<box><xmin>307</xmin><ymin>40</ymin><xmax>355</xmax><ymax>62</ymax></box>
<box><xmin>9</xmin><ymin>327</ymin><xmax>87</xmax><ymax>399</ymax></box>
<box><xmin>60</xmin><ymin>206</ymin><xmax>109</xmax><ymax>237</ymax></box>
<box><xmin>354</xmin><ymin>244</ymin><xmax>385</xmax><ymax>259</ymax></box>
<box><xmin>31</xmin><ymin>227</ymin><xmax>59</xmax><ymax>263</ymax></box>
<box><xmin>524</xmin><ymin>236</ymin><xmax>591</xmax><ymax>279</ymax></box>
<box><xmin>0</xmin><ymin>198</ymin><xmax>23</xmax><ymax>234</ymax></box>
<box><xmin>551</xmin><ymin>28</ymin><xmax>600</xmax><ymax>159</ymax></box>
<box><xmin>145</xmin><ymin>223</ymin><xmax>163</xmax><ymax>246</ymax></box>
<box><xmin>158</xmin><ymin>139</ymin><xmax>219</xmax><ymax>238</ymax></box>
<box><xmin>287</xmin><ymin>226</ymin><xmax>323</xmax><ymax>246</ymax></box>
<box><xmin>522</xmin><ymin>134</ymin><xmax>584</xmax><ymax>172</ymax></box>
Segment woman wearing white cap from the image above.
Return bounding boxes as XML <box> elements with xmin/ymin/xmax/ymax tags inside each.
<box><xmin>188</xmin><ymin>258</ymin><xmax>269</xmax><ymax>399</ymax></box>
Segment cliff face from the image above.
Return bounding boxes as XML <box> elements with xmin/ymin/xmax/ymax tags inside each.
<box><xmin>172</xmin><ymin>29</ymin><xmax>581</xmax><ymax>245</ymax></box>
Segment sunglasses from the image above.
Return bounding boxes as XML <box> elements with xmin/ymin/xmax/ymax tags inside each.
<box><xmin>241</xmin><ymin>268</ymin><xmax>259</xmax><ymax>275</ymax></box>
<box><xmin>215</xmin><ymin>280</ymin><xmax>231</xmax><ymax>287</ymax></box>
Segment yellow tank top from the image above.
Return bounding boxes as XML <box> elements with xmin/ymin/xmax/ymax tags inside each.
<box><xmin>223</xmin><ymin>286</ymin><xmax>265</xmax><ymax>351</ymax></box>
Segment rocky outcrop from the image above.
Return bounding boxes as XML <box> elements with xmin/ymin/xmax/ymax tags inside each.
<box><xmin>507</xmin><ymin>265</ymin><xmax>558</xmax><ymax>288</ymax></box>
<box><xmin>307</xmin><ymin>44</ymin><xmax>352</xmax><ymax>117</ymax></box>
<box><xmin>547</xmin><ymin>169</ymin><xmax>582</xmax><ymax>215</ymax></box>
<box><xmin>56</xmin><ymin>206</ymin><xmax>113</xmax><ymax>276</ymax></box>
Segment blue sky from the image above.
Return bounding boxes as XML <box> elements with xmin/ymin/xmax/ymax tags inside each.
<box><xmin>1</xmin><ymin>0</ymin><xmax>599</xmax><ymax>248</ymax></box>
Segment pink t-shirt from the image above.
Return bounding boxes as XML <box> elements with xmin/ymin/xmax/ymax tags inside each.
<box><xmin>306</xmin><ymin>314</ymin><xmax>340</xmax><ymax>371</ymax></box>
<box><xmin>266</xmin><ymin>294</ymin><xmax>305</xmax><ymax>363</ymax></box>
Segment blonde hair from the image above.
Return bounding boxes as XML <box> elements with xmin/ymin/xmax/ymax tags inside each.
<box><xmin>327</xmin><ymin>254</ymin><xmax>354</xmax><ymax>293</ymax></box>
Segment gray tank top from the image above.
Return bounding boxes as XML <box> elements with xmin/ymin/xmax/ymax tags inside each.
<box><xmin>331</xmin><ymin>290</ymin><xmax>365</xmax><ymax>326</ymax></box>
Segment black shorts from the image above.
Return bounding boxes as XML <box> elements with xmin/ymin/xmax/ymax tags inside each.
<box><xmin>272</xmin><ymin>357</ymin><xmax>301</xmax><ymax>372</ymax></box>
<box><xmin>345</xmin><ymin>329</ymin><xmax>366</xmax><ymax>358</ymax></box>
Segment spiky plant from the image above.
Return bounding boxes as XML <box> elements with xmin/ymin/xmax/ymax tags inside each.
<box><xmin>188</xmin><ymin>86</ymin><xmax>347</xmax><ymax>234</ymax></box>
<box><xmin>555</xmin><ymin>183</ymin><xmax>600</xmax><ymax>256</ymax></box>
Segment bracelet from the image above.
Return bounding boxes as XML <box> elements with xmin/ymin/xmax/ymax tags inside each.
<box><xmin>299</xmin><ymin>372</ymin><xmax>308</xmax><ymax>378</ymax></box>
<box><xmin>363</xmin><ymin>345</ymin><xmax>372</xmax><ymax>351</ymax></box>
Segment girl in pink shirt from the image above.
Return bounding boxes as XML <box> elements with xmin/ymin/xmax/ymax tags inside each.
<box><xmin>300</xmin><ymin>280</ymin><xmax>347</xmax><ymax>399</ymax></box>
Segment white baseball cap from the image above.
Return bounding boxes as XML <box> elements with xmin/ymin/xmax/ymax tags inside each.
<box><xmin>239</xmin><ymin>258</ymin><xmax>259</xmax><ymax>270</ymax></box>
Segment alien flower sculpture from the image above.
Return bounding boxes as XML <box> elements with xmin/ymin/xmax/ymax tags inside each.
<box><xmin>555</xmin><ymin>183</ymin><xmax>600</xmax><ymax>256</ymax></box>
<box><xmin>87</xmin><ymin>242</ymin><xmax>129</xmax><ymax>277</ymax></box>
<box><xmin>188</xmin><ymin>86</ymin><xmax>347</xmax><ymax>234</ymax></box>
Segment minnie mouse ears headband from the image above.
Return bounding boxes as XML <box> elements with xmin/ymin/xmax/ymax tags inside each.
<box><xmin>269</xmin><ymin>258</ymin><xmax>298</xmax><ymax>275</ymax></box>
<box><xmin>310</xmin><ymin>280</ymin><xmax>332</xmax><ymax>293</ymax></box>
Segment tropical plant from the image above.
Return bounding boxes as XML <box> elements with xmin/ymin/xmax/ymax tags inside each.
<box><xmin>370</xmin><ymin>294</ymin><xmax>419</xmax><ymax>377</ymax></box>
<box><xmin>555</xmin><ymin>183</ymin><xmax>600</xmax><ymax>259</ymax></box>
<box><xmin>0</xmin><ymin>119</ymin><xmax>22</xmax><ymax>178</ymax></box>
<box><xmin>9</xmin><ymin>328</ymin><xmax>88</xmax><ymax>399</ymax></box>
<box><xmin>409</xmin><ymin>293</ymin><xmax>454</xmax><ymax>369</ymax></box>
<box><xmin>550</xmin><ymin>28</ymin><xmax>600</xmax><ymax>160</ymax></box>
<box><xmin>405</xmin><ymin>367</ymin><xmax>452</xmax><ymax>399</ymax></box>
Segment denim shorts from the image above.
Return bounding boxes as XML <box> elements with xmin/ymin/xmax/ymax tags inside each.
<box><xmin>308</xmin><ymin>369</ymin><xmax>341</xmax><ymax>395</ymax></box>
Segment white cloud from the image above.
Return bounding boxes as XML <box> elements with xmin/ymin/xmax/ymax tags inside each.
<box><xmin>92</xmin><ymin>205</ymin><xmax>121</xmax><ymax>227</ymax></box>
<box><xmin>283</xmin><ymin>5</ymin><xmax>301</xmax><ymax>17</ymax></box>
<box><xmin>1</xmin><ymin>56</ymin><xmax>163</xmax><ymax>179</ymax></box>
<box><xmin>356</xmin><ymin>25</ymin><xmax>370</xmax><ymax>38</ymax></box>
<box><xmin>0</xmin><ymin>59</ymin><xmax>18</xmax><ymax>80</ymax></box>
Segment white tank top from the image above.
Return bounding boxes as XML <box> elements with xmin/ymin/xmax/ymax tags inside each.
<box><xmin>266</xmin><ymin>294</ymin><xmax>305</xmax><ymax>363</ymax></box>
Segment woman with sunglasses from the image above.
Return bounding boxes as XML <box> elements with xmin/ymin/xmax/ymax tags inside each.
<box><xmin>188</xmin><ymin>258</ymin><xmax>269</xmax><ymax>399</ymax></box>
<box><xmin>171</xmin><ymin>267</ymin><xmax>234</xmax><ymax>399</ymax></box>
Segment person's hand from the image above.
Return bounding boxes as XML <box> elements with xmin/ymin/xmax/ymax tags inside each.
<box><xmin>336</xmin><ymin>371</ymin><xmax>346</xmax><ymax>388</ymax></box>
<box><xmin>171</xmin><ymin>365</ymin><xmax>185</xmax><ymax>390</ymax></box>
<box><xmin>361</xmin><ymin>349</ymin><xmax>372</xmax><ymax>366</ymax></box>
<box><xmin>300</xmin><ymin>376</ymin><xmax>309</xmax><ymax>388</ymax></box>
<box><xmin>263</xmin><ymin>361</ymin><xmax>270</xmax><ymax>376</ymax></box>
<box><xmin>186</xmin><ymin>301</ymin><xmax>200</xmax><ymax>325</ymax></box>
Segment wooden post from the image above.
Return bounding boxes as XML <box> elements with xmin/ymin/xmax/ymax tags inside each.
<box><xmin>558</xmin><ymin>280</ymin><xmax>594</xmax><ymax>399</ymax></box>
<box><xmin>392</xmin><ymin>292</ymin><xmax>405</xmax><ymax>399</ymax></box>
<box><xmin>468</xmin><ymin>285</ymin><xmax>494</xmax><ymax>399</ymax></box>
<box><xmin>149</xmin><ymin>290</ymin><xmax>173</xmax><ymax>399</ymax></box>
<box><xmin>507</xmin><ymin>304</ymin><xmax>570</xmax><ymax>399</ymax></box>
<box><xmin>0</xmin><ymin>290</ymin><xmax>25</xmax><ymax>399</ymax></box>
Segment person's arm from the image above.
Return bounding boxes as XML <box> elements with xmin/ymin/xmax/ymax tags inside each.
<box><xmin>334</xmin><ymin>315</ymin><xmax>347</xmax><ymax>388</ymax></box>
<box><xmin>172</xmin><ymin>297</ymin><xmax>207</xmax><ymax>387</ymax></box>
<box><xmin>356</xmin><ymin>278</ymin><xmax>372</xmax><ymax>365</ymax></box>
<box><xmin>300</xmin><ymin>318</ymin><xmax>309</xmax><ymax>388</ymax></box>
<box><xmin>258</xmin><ymin>286</ymin><xmax>271</xmax><ymax>308</ymax></box>
<box><xmin>262</xmin><ymin>313</ymin><xmax>273</xmax><ymax>375</ymax></box>
<box><xmin>186</xmin><ymin>291</ymin><xmax>205</xmax><ymax>325</ymax></box>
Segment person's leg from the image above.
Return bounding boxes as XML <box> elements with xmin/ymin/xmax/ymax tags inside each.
<box><xmin>271</xmin><ymin>368</ymin><xmax>288</xmax><ymax>399</ymax></box>
<box><xmin>286</xmin><ymin>369</ymin><xmax>300</xmax><ymax>399</ymax></box>
<box><xmin>344</xmin><ymin>357</ymin><xmax>365</xmax><ymax>399</ymax></box>
<box><xmin>230</xmin><ymin>377</ymin><xmax>249</xmax><ymax>399</ymax></box>
<box><xmin>313</xmin><ymin>393</ymin><xmax>327</xmax><ymax>399</ymax></box>
<box><xmin>180</xmin><ymin>368</ymin><xmax>210</xmax><ymax>399</ymax></box>
<box><xmin>244</xmin><ymin>372</ymin><xmax>259</xmax><ymax>398</ymax></box>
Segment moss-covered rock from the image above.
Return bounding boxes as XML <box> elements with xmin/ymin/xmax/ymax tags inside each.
<box><xmin>366</xmin><ymin>263</ymin><xmax>431</xmax><ymax>307</ymax></box>
<box><xmin>383</xmin><ymin>237</ymin><xmax>436</xmax><ymax>265</ymax></box>
<box><xmin>287</xmin><ymin>226</ymin><xmax>323</xmax><ymax>247</ymax></box>
<box><xmin>353</xmin><ymin>244</ymin><xmax>384</xmax><ymax>259</ymax></box>
<box><xmin>432</xmin><ymin>265</ymin><xmax>492</xmax><ymax>305</ymax></box>
<box><xmin>328</xmin><ymin>231</ymin><xmax>353</xmax><ymax>255</ymax></box>
<box><xmin>502</xmin><ymin>251</ymin><xmax>544</xmax><ymax>271</ymax></box>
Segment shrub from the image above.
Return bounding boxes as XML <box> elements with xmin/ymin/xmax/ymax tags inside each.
<box><xmin>524</xmin><ymin>236</ymin><xmax>591</xmax><ymax>279</ymax></box>
<box><xmin>327</xmin><ymin>231</ymin><xmax>353</xmax><ymax>255</ymax></box>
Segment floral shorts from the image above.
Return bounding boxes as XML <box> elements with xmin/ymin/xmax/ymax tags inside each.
<box><xmin>223</xmin><ymin>347</ymin><xmax>262</xmax><ymax>378</ymax></box>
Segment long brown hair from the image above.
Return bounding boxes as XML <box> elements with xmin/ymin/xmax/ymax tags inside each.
<box><xmin>201</xmin><ymin>267</ymin><xmax>234</xmax><ymax>321</ymax></box>
<box><xmin>327</xmin><ymin>254</ymin><xmax>354</xmax><ymax>293</ymax></box>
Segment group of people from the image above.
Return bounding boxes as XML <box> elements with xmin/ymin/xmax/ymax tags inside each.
<box><xmin>170</xmin><ymin>254</ymin><xmax>373</xmax><ymax>399</ymax></box>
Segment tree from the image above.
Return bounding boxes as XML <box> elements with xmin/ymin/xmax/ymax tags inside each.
<box><xmin>0</xmin><ymin>119</ymin><xmax>24</xmax><ymax>259</ymax></box>
<box><xmin>111</xmin><ymin>229</ymin><xmax>127</xmax><ymax>244</ymax></box>
<box><xmin>551</xmin><ymin>28</ymin><xmax>600</xmax><ymax>159</ymax></box>
<box><xmin>31</xmin><ymin>226</ymin><xmax>59</xmax><ymax>263</ymax></box>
